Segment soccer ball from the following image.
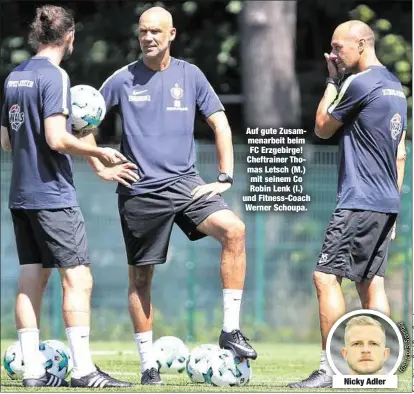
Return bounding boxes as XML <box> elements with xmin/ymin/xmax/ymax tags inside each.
<box><xmin>153</xmin><ymin>336</ymin><xmax>189</xmax><ymax>374</ymax></box>
<box><xmin>2</xmin><ymin>340</ymin><xmax>72</xmax><ymax>381</ymax></box>
<box><xmin>70</xmin><ymin>85</ymin><xmax>106</xmax><ymax>136</ymax></box>
<box><xmin>3</xmin><ymin>341</ymin><xmax>25</xmax><ymax>380</ymax></box>
<box><xmin>186</xmin><ymin>344</ymin><xmax>220</xmax><ymax>383</ymax></box>
<box><xmin>41</xmin><ymin>340</ymin><xmax>73</xmax><ymax>378</ymax></box>
<box><xmin>209</xmin><ymin>349</ymin><xmax>252</xmax><ymax>387</ymax></box>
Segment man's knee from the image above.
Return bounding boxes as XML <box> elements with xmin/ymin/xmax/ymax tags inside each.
<box><xmin>60</xmin><ymin>265</ymin><xmax>93</xmax><ymax>293</ymax></box>
<box><xmin>222</xmin><ymin>218</ymin><xmax>245</xmax><ymax>244</ymax></box>
<box><xmin>313</xmin><ymin>271</ymin><xmax>342</xmax><ymax>287</ymax></box>
<box><xmin>18</xmin><ymin>266</ymin><xmax>51</xmax><ymax>292</ymax></box>
<box><xmin>129</xmin><ymin>265</ymin><xmax>154</xmax><ymax>292</ymax></box>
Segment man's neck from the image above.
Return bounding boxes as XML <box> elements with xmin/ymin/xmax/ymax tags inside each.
<box><xmin>35</xmin><ymin>47</ymin><xmax>63</xmax><ymax>66</ymax></box>
<box><xmin>143</xmin><ymin>54</ymin><xmax>171</xmax><ymax>71</ymax></box>
<box><xmin>358</xmin><ymin>52</ymin><xmax>383</xmax><ymax>72</ymax></box>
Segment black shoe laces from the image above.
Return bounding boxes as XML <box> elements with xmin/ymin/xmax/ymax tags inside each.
<box><xmin>233</xmin><ymin>330</ymin><xmax>250</xmax><ymax>344</ymax></box>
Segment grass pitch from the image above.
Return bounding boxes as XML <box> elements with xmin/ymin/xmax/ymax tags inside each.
<box><xmin>1</xmin><ymin>341</ymin><xmax>411</xmax><ymax>392</ymax></box>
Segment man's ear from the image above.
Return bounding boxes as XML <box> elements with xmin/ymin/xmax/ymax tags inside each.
<box><xmin>341</xmin><ymin>347</ymin><xmax>348</xmax><ymax>360</ymax></box>
<box><xmin>384</xmin><ymin>347</ymin><xmax>390</xmax><ymax>361</ymax></box>
<box><xmin>170</xmin><ymin>27</ymin><xmax>176</xmax><ymax>42</ymax></box>
<box><xmin>358</xmin><ymin>38</ymin><xmax>365</xmax><ymax>53</ymax></box>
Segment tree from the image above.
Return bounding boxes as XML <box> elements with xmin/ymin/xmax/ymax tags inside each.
<box><xmin>240</xmin><ymin>1</ymin><xmax>300</xmax><ymax>128</ymax></box>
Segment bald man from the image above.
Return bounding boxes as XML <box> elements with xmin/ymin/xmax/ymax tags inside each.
<box><xmin>289</xmin><ymin>20</ymin><xmax>407</xmax><ymax>389</ymax></box>
<box><xmin>98</xmin><ymin>6</ymin><xmax>257</xmax><ymax>385</ymax></box>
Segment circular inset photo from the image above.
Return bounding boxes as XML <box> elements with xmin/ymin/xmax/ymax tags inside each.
<box><xmin>326</xmin><ymin>310</ymin><xmax>403</xmax><ymax>376</ymax></box>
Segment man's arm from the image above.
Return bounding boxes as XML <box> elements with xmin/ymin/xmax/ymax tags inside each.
<box><xmin>396</xmin><ymin>130</ymin><xmax>407</xmax><ymax>191</ymax></box>
<box><xmin>1</xmin><ymin>126</ymin><xmax>11</xmax><ymax>151</ymax></box>
<box><xmin>315</xmin><ymin>83</ymin><xmax>343</xmax><ymax>139</ymax></box>
<box><xmin>44</xmin><ymin>114</ymin><xmax>126</xmax><ymax>165</ymax></box>
<box><xmin>206</xmin><ymin>111</ymin><xmax>234</xmax><ymax>177</ymax></box>
<box><xmin>391</xmin><ymin>130</ymin><xmax>407</xmax><ymax>241</ymax></box>
<box><xmin>191</xmin><ymin>111</ymin><xmax>234</xmax><ymax>200</ymax></box>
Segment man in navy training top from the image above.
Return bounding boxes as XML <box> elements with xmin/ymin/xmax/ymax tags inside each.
<box><xmin>289</xmin><ymin>20</ymin><xmax>407</xmax><ymax>389</ymax></box>
<box><xmin>98</xmin><ymin>6</ymin><xmax>257</xmax><ymax>385</ymax></box>
<box><xmin>1</xmin><ymin>5</ymin><xmax>138</xmax><ymax>388</ymax></box>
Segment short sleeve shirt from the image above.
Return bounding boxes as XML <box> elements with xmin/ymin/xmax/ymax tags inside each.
<box><xmin>1</xmin><ymin>56</ymin><xmax>77</xmax><ymax>209</ymax></box>
<box><xmin>328</xmin><ymin>66</ymin><xmax>407</xmax><ymax>213</ymax></box>
<box><xmin>100</xmin><ymin>57</ymin><xmax>224</xmax><ymax>194</ymax></box>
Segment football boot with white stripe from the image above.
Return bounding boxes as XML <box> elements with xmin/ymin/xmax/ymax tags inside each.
<box><xmin>23</xmin><ymin>372</ymin><xmax>69</xmax><ymax>387</ymax></box>
<box><xmin>71</xmin><ymin>366</ymin><xmax>133</xmax><ymax>388</ymax></box>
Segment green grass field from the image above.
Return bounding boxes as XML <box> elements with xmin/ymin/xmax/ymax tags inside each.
<box><xmin>1</xmin><ymin>341</ymin><xmax>411</xmax><ymax>392</ymax></box>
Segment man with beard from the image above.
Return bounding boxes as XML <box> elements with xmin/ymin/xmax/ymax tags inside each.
<box><xmin>98</xmin><ymin>6</ymin><xmax>257</xmax><ymax>385</ymax></box>
<box><xmin>289</xmin><ymin>20</ymin><xmax>407</xmax><ymax>388</ymax></box>
<box><xmin>341</xmin><ymin>316</ymin><xmax>390</xmax><ymax>375</ymax></box>
<box><xmin>1</xmin><ymin>5</ymin><xmax>136</xmax><ymax>388</ymax></box>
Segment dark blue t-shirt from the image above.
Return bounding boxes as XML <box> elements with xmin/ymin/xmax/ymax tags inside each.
<box><xmin>99</xmin><ymin>57</ymin><xmax>224</xmax><ymax>194</ymax></box>
<box><xmin>328</xmin><ymin>66</ymin><xmax>407</xmax><ymax>213</ymax></box>
<box><xmin>1</xmin><ymin>56</ymin><xmax>77</xmax><ymax>209</ymax></box>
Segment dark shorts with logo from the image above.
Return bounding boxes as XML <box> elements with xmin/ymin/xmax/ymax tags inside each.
<box><xmin>314</xmin><ymin>209</ymin><xmax>397</xmax><ymax>282</ymax></box>
<box><xmin>118</xmin><ymin>175</ymin><xmax>230</xmax><ymax>266</ymax></box>
<box><xmin>10</xmin><ymin>207</ymin><xmax>89</xmax><ymax>268</ymax></box>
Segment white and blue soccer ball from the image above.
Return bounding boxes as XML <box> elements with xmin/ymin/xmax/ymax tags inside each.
<box><xmin>209</xmin><ymin>349</ymin><xmax>252</xmax><ymax>387</ymax></box>
<box><xmin>41</xmin><ymin>340</ymin><xmax>73</xmax><ymax>379</ymax></box>
<box><xmin>3</xmin><ymin>340</ymin><xmax>72</xmax><ymax>380</ymax></box>
<box><xmin>153</xmin><ymin>336</ymin><xmax>189</xmax><ymax>374</ymax></box>
<box><xmin>186</xmin><ymin>344</ymin><xmax>220</xmax><ymax>383</ymax></box>
<box><xmin>70</xmin><ymin>85</ymin><xmax>106</xmax><ymax>135</ymax></box>
<box><xmin>3</xmin><ymin>341</ymin><xmax>25</xmax><ymax>380</ymax></box>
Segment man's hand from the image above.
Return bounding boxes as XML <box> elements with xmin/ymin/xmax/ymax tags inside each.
<box><xmin>98</xmin><ymin>147</ymin><xmax>127</xmax><ymax>166</ymax></box>
<box><xmin>191</xmin><ymin>182</ymin><xmax>231</xmax><ymax>200</ymax></box>
<box><xmin>324</xmin><ymin>53</ymin><xmax>340</xmax><ymax>78</ymax></box>
<box><xmin>97</xmin><ymin>162</ymin><xmax>139</xmax><ymax>188</ymax></box>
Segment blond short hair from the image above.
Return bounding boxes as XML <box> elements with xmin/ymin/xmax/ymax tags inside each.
<box><xmin>344</xmin><ymin>315</ymin><xmax>385</xmax><ymax>345</ymax></box>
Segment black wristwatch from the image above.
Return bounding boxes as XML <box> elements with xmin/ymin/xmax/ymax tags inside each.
<box><xmin>217</xmin><ymin>172</ymin><xmax>233</xmax><ymax>185</ymax></box>
<box><xmin>326</xmin><ymin>77</ymin><xmax>340</xmax><ymax>91</ymax></box>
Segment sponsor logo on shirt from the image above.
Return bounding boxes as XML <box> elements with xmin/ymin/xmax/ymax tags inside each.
<box><xmin>129</xmin><ymin>89</ymin><xmax>151</xmax><ymax>102</ymax></box>
<box><xmin>382</xmin><ymin>89</ymin><xmax>405</xmax><ymax>98</ymax></box>
<box><xmin>167</xmin><ymin>83</ymin><xmax>188</xmax><ymax>111</ymax></box>
<box><xmin>390</xmin><ymin>113</ymin><xmax>402</xmax><ymax>140</ymax></box>
<box><xmin>9</xmin><ymin>104</ymin><xmax>25</xmax><ymax>131</ymax></box>
<box><xmin>7</xmin><ymin>80</ymin><xmax>34</xmax><ymax>88</ymax></box>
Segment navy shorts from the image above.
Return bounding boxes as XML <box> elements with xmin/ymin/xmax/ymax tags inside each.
<box><xmin>10</xmin><ymin>207</ymin><xmax>90</xmax><ymax>268</ymax></box>
<box><xmin>118</xmin><ymin>175</ymin><xmax>230</xmax><ymax>266</ymax></box>
<box><xmin>315</xmin><ymin>209</ymin><xmax>397</xmax><ymax>282</ymax></box>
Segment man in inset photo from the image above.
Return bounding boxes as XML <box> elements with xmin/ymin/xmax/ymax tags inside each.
<box><xmin>341</xmin><ymin>315</ymin><xmax>390</xmax><ymax>375</ymax></box>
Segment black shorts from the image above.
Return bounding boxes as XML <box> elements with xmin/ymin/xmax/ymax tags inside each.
<box><xmin>10</xmin><ymin>207</ymin><xmax>90</xmax><ymax>268</ymax></box>
<box><xmin>315</xmin><ymin>209</ymin><xmax>397</xmax><ymax>282</ymax></box>
<box><xmin>118</xmin><ymin>175</ymin><xmax>230</xmax><ymax>266</ymax></box>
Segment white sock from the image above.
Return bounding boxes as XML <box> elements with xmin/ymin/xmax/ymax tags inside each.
<box><xmin>134</xmin><ymin>331</ymin><xmax>157</xmax><ymax>373</ymax></box>
<box><xmin>18</xmin><ymin>328</ymin><xmax>45</xmax><ymax>379</ymax></box>
<box><xmin>65</xmin><ymin>326</ymin><xmax>96</xmax><ymax>378</ymax></box>
<box><xmin>222</xmin><ymin>289</ymin><xmax>242</xmax><ymax>333</ymax></box>
<box><xmin>319</xmin><ymin>350</ymin><xmax>333</xmax><ymax>376</ymax></box>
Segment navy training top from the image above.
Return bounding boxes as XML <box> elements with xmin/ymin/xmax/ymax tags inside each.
<box><xmin>99</xmin><ymin>57</ymin><xmax>224</xmax><ymax>195</ymax></box>
<box><xmin>328</xmin><ymin>66</ymin><xmax>407</xmax><ymax>213</ymax></box>
<box><xmin>1</xmin><ymin>56</ymin><xmax>77</xmax><ymax>209</ymax></box>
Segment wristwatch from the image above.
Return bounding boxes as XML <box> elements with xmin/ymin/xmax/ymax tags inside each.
<box><xmin>217</xmin><ymin>172</ymin><xmax>233</xmax><ymax>185</ymax></box>
<box><xmin>326</xmin><ymin>77</ymin><xmax>340</xmax><ymax>91</ymax></box>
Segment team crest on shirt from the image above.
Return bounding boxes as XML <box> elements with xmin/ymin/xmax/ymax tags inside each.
<box><xmin>8</xmin><ymin>104</ymin><xmax>25</xmax><ymax>131</ymax></box>
<box><xmin>390</xmin><ymin>113</ymin><xmax>402</xmax><ymax>140</ymax></box>
<box><xmin>167</xmin><ymin>83</ymin><xmax>188</xmax><ymax>111</ymax></box>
